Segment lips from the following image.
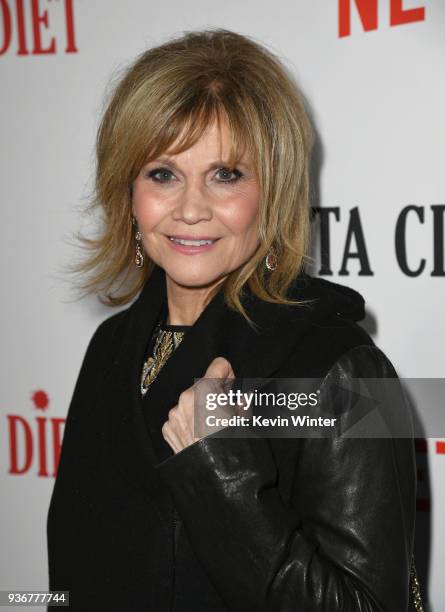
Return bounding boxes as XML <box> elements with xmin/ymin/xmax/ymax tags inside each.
<box><xmin>165</xmin><ymin>235</ymin><xmax>220</xmax><ymax>255</ymax></box>
<box><xmin>168</xmin><ymin>236</ymin><xmax>219</xmax><ymax>246</ymax></box>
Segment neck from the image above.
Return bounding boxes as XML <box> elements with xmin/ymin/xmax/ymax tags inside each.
<box><xmin>165</xmin><ymin>276</ymin><xmax>225</xmax><ymax>326</ymax></box>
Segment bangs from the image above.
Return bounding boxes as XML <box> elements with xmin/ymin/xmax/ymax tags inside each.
<box><xmin>143</xmin><ymin>95</ymin><xmax>255</xmax><ymax>171</ymax></box>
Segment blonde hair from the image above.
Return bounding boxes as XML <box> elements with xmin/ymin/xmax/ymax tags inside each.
<box><xmin>70</xmin><ymin>28</ymin><xmax>315</xmax><ymax>323</ymax></box>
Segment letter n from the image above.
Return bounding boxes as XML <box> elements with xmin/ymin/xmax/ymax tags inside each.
<box><xmin>339</xmin><ymin>0</ymin><xmax>378</xmax><ymax>38</ymax></box>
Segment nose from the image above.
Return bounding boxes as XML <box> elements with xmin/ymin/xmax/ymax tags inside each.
<box><xmin>171</xmin><ymin>181</ymin><xmax>213</xmax><ymax>224</ymax></box>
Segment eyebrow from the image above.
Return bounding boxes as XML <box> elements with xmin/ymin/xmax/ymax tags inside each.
<box><xmin>151</xmin><ymin>156</ymin><xmax>248</xmax><ymax>171</ymax></box>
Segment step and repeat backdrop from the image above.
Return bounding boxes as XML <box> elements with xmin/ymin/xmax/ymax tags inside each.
<box><xmin>1</xmin><ymin>1</ymin><xmax>444</xmax><ymax>609</ymax></box>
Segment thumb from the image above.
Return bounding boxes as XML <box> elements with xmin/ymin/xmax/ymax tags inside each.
<box><xmin>204</xmin><ymin>356</ymin><xmax>235</xmax><ymax>380</ymax></box>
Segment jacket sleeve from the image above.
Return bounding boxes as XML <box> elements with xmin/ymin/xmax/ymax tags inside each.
<box><xmin>155</xmin><ymin>344</ymin><xmax>417</xmax><ymax>612</ymax></box>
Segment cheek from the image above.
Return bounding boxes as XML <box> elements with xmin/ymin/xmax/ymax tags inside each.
<box><xmin>133</xmin><ymin>190</ymin><xmax>166</xmax><ymax>228</ymax></box>
<box><xmin>222</xmin><ymin>192</ymin><xmax>260</xmax><ymax>236</ymax></box>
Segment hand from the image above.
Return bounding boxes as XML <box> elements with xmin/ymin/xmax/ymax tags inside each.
<box><xmin>161</xmin><ymin>357</ymin><xmax>235</xmax><ymax>454</ymax></box>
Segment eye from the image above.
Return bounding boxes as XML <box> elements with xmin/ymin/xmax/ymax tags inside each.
<box><xmin>147</xmin><ymin>167</ymin><xmax>176</xmax><ymax>183</ymax></box>
<box><xmin>215</xmin><ymin>167</ymin><xmax>244</xmax><ymax>183</ymax></box>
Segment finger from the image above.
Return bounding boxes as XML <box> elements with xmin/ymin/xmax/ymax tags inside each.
<box><xmin>162</xmin><ymin>406</ymin><xmax>193</xmax><ymax>452</ymax></box>
<box><xmin>177</xmin><ymin>408</ymin><xmax>196</xmax><ymax>445</ymax></box>
<box><xmin>176</xmin><ymin>389</ymin><xmax>198</xmax><ymax>440</ymax></box>
<box><xmin>168</xmin><ymin>404</ymin><xmax>194</xmax><ymax>446</ymax></box>
<box><xmin>161</xmin><ymin>420</ymin><xmax>184</xmax><ymax>454</ymax></box>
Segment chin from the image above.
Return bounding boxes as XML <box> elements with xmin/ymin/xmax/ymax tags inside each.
<box><xmin>164</xmin><ymin>266</ymin><xmax>226</xmax><ymax>290</ymax></box>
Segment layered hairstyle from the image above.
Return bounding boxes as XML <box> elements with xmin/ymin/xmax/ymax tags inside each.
<box><xmin>71</xmin><ymin>28</ymin><xmax>315</xmax><ymax>320</ymax></box>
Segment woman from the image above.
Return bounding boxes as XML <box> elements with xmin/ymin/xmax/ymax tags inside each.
<box><xmin>47</xmin><ymin>29</ymin><xmax>419</xmax><ymax>611</ymax></box>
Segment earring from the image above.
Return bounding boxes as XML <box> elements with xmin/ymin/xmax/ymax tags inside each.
<box><xmin>132</xmin><ymin>216</ymin><xmax>144</xmax><ymax>268</ymax></box>
<box><xmin>265</xmin><ymin>247</ymin><xmax>278</xmax><ymax>271</ymax></box>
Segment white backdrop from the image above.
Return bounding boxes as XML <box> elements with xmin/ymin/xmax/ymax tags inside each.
<box><xmin>1</xmin><ymin>1</ymin><xmax>444</xmax><ymax>609</ymax></box>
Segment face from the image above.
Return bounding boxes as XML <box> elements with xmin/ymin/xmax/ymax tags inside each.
<box><xmin>131</xmin><ymin>118</ymin><xmax>261</xmax><ymax>296</ymax></box>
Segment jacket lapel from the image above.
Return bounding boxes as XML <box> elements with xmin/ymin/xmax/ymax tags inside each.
<box><xmin>105</xmin><ymin>265</ymin><xmax>165</xmax><ymax>502</ymax></box>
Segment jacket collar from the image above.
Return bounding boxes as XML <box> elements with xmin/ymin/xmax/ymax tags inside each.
<box><xmin>106</xmin><ymin>264</ymin><xmax>365</xmax><ymax>508</ymax></box>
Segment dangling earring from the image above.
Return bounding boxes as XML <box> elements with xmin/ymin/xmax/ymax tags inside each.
<box><xmin>265</xmin><ymin>246</ymin><xmax>278</xmax><ymax>271</ymax></box>
<box><xmin>132</xmin><ymin>216</ymin><xmax>144</xmax><ymax>268</ymax></box>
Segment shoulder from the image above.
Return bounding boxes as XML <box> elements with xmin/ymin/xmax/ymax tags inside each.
<box><xmin>287</xmin><ymin>272</ymin><xmax>378</xmax><ymax>372</ymax></box>
<box><xmin>313</xmin><ymin>314</ymin><xmax>403</xmax><ymax>381</ymax></box>
<box><xmin>80</xmin><ymin>308</ymin><xmax>129</xmax><ymax>371</ymax></box>
<box><xmin>287</xmin><ymin>312</ymin><xmax>377</xmax><ymax>378</ymax></box>
<box><xmin>325</xmin><ymin>342</ymin><xmax>399</xmax><ymax>380</ymax></box>
<box><xmin>311</xmin><ymin>310</ymin><xmax>374</xmax><ymax>350</ymax></box>
<box><xmin>68</xmin><ymin>308</ymin><xmax>130</xmax><ymax>407</ymax></box>
<box><xmin>90</xmin><ymin>308</ymin><xmax>128</xmax><ymax>346</ymax></box>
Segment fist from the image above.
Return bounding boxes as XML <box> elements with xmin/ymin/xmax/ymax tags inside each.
<box><xmin>161</xmin><ymin>357</ymin><xmax>235</xmax><ymax>454</ymax></box>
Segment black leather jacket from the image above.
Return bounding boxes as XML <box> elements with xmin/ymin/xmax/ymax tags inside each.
<box><xmin>157</xmin><ymin>344</ymin><xmax>416</xmax><ymax>611</ymax></box>
<box><xmin>47</xmin><ymin>266</ymin><xmax>416</xmax><ymax>611</ymax></box>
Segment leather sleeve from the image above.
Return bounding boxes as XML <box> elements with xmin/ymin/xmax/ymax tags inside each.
<box><xmin>156</xmin><ymin>344</ymin><xmax>417</xmax><ymax>612</ymax></box>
